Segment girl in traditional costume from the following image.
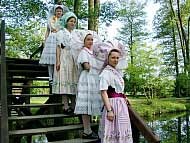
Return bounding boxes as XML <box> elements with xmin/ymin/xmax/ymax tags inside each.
<box><xmin>74</xmin><ymin>33</ymin><xmax>102</xmax><ymax>139</ymax></box>
<box><xmin>52</xmin><ymin>11</ymin><xmax>79</xmax><ymax>114</ymax></box>
<box><xmin>39</xmin><ymin>4</ymin><xmax>68</xmax><ymax>85</ymax></box>
<box><xmin>98</xmin><ymin>41</ymin><xmax>133</xmax><ymax>143</ymax></box>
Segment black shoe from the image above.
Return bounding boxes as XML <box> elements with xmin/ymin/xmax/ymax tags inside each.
<box><xmin>49</xmin><ymin>80</ymin><xmax>53</xmax><ymax>85</ymax></box>
<box><xmin>82</xmin><ymin>131</ymin><xmax>99</xmax><ymax>139</ymax></box>
<box><xmin>63</xmin><ymin>108</ymin><xmax>74</xmax><ymax>115</ymax></box>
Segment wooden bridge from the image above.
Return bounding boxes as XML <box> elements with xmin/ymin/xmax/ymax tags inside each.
<box><xmin>0</xmin><ymin>20</ymin><xmax>99</xmax><ymax>143</ymax></box>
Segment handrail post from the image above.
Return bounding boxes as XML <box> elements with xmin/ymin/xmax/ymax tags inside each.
<box><xmin>0</xmin><ymin>20</ymin><xmax>9</xmax><ymax>143</ymax></box>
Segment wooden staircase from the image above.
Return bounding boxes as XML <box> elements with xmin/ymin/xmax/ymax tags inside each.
<box><xmin>5</xmin><ymin>58</ymin><xmax>99</xmax><ymax>143</ymax></box>
<box><xmin>0</xmin><ymin>19</ymin><xmax>99</xmax><ymax>143</ymax></box>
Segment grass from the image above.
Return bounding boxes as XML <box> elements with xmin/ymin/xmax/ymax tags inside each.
<box><xmin>29</xmin><ymin>96</ymin><xmax>189</xmax><ymax>118</ymax></box>
<box><xmin>129</xmin><ymin>97</ymin><xmax>189</xmax><ymax>118</ymax></box>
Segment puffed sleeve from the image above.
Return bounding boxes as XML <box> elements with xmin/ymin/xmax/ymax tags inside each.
<box><xmin>99</xmin><ymin>70</ymin><xmax>111</xmax><ymax>91</ymax></box>
<box><xmin>77</xmin><ymin>50</ymin><xmax>89</xmax><ymax>65</ymax></box>
<box><xmin>56</xmin><ymin>30</ymin><xmax>64</xmax><ymax>47</ymax></box>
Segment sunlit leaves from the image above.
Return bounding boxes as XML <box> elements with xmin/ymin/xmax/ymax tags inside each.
<box><xmin>100</xmin><ymin>2</ymin><xmax>119</xmax><ymax>25</ymax></box>
<box><xmin>0</xmin><ymin>0</ymin><xmax>47</xmax><ymax>27</ymax></box>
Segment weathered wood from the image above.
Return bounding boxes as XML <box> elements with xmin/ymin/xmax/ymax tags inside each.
<box><xmin>9</xmin><ymin>123</ymin><xmax>98</xmax><ymax>136</ymax></box>
<box><xmin>128</xmin><ymin>105</ymin><xmax>160</xmax><ymax>143</ymax></box>
<box><xmin>49</xmin><ymin>138</ymin><xmax>98</xmax><ymax>143</ymax></box>
<box><xmin>8</xmin><ymin>114</ymin><xmax>76</xmax><ymax>121</ymax></box>
<box><xmin>0</xmin><ymin>20</ymin><xmax>9</xmax><ymax>143</ymax></box>
<box><xmin>8</xmin><ymin>94</ymin><xmax>53</xmax><ymax>97</ymax></box>
<box><xmin>8</xmin><ymin>70</ymin><xmax>48</xmax><ymax>76</ymax></box>
<box><xmin>9</xmin><ymin>85</ymin><xmax>50</xmax><ymax>88</ymax></box>
<box><xmin>8</xmin><ymin>103</ymin><xmax>64</xmax><ymax>108</ymax></box>
<box><xmin>0</xmin><ymin>103</ymin><xmax>1</xmax><ymax>116</ymax></box>
<box><xmin>8</xmin><ymin>77</ymin><xmax>49</xmax><ymax>82</ymax></box>
<box><xmin>8</xmin><ymin>93</ymin><xmax>75</xmax><ymax>97</ymax></box>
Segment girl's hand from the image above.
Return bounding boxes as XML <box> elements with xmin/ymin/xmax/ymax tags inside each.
<box><xmin>125</xmin><ymin>98</ymin><xmax>131</xmax><ymax>105</ymax></box>
<box><xmin>51</xmin><ymin>28</ymin><xmax>58</xmax><ymax>33</ymax></box>
<box><xmin>56</xmin><ymin>62</ymin><xmax>60</xmax><ymax>71</ymax></box>
<box><xmin>107</xmin><ymin>110</ymin><xmax>114</xmax><ymax>121</ymax></box>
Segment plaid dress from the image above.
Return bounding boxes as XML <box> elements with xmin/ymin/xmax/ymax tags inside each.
<box><xmin>39</xmin><ymin>16</ymin><xmax>60</xmax><ymax>65</ymax></box>
<box><xmin>74</xmin><ymin>48</ymin><xmax>103</xmax><ymax>115</ymax></box>
<box><xmin>52</xmin><ymin>29</ymin><xmax>78</xmax><ymax>94</ymax></box>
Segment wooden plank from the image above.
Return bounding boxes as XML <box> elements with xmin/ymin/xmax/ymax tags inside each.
<box><xmin>8</xmin><ymin>93</ymin><xmax>75</xmax><ymax>97</ymax></box>
<box><xmin>7</xmin><ymin>64</ymin><xmax>47</xmax><ymax>71</ymax></box>
<box><xmin>9</xmin><ymin>123</ymin><xmax>98</xmax><ymax>136</ymax></box>
<box><xmin>0</xmin><ymin>20</ymin><xmax>9</xmax><ymax>143</ymax></box>
<box><xmin>7</xmin><ymin>77</ymin><xmax>49</xmax><ymax>83</ymax></box>
<box><xmin>8</xmin><ymin>103</ymin><xmax>64</xmax><ymax>108</ymax></box>
<box><xmin>8</xmin><ymin>85</ymin><xmax>50</xmax><ymax>88</ymax></box>
<box><xmin>49</xmin><ymin>138</ymin><xmax>98</xmax><ymax>143</ymax></box>
<box><xmin>0</xmin><ymin>102</ymin><xmax>1</xmax><ymax>116</ymax></box>
<box><xmin>128</xmin><ymin>105</ymin><xmax>160</xmax><ymax>143</ymax></box>
<box><xmin>6</xmin><ymin>57</ymin><xmax>40</xmax><ymax>64</ymax></box>
<box><xmin>8</xmin><ymin>114</ymin><xmax>74</xmax><ymax>121</ymax></box>
<box><xmin>8</xmin><ymin>70</ymin><xmax>48</xmax><ymax>76</ymax></box>
<box><xmin>7</xmin><ymin>63</ymin><xmax>45</xmax><ymax>67</ymax></box>
<box><xmin>8</xmin><ymin>94</ymin><xmax>53</xmax><ymax>97</ymax></box>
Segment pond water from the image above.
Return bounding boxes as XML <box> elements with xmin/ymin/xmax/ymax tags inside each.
<box><xmin>139</xmin><ymin>111</ymin><xmax>190</xmax><ymax>143</ymax></box>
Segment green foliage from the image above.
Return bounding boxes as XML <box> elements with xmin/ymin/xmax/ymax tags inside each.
<box><xmin>100</xmin><ymin>2</ymin><xmax>119</xmax><ymax>25</ymax></box>
<box><xmin>0</xmin><ymin>0</ymin><xmax>47</xmax><ymax>27</ymax></box>
<box><xmin>31</xmin><ymin>81</ymin><xmax>49</xmax><ymax>95</ymax></box>
<box><xmin>176</xmin><ymin>73</ymin><xmax>190</xmax><ymax>97</ymax></box>
<box><xmin>1</xmin><ymin>0</ymin><xmax>48</xmax><ymax>58</ymax></box>
<box><xmin>5</xmin><ymin>21</ymin><xmax>45</xmax><ymax>58</ymax></box>
<box><xmin>117</xmin><ymin>0</ymin><xmax>148</xmax><ymax>45</ymax></box>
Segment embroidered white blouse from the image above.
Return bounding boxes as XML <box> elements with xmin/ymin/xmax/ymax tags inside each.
<box><xmin>99</xmin><ymin>65</ymin><xmax>124</xmax><ymax>93</ymax></box>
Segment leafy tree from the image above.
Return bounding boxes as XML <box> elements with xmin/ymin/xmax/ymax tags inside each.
<box><xmin>117</xmin><ymin>0</ymin><xmax>148</xmax><ymax>96</ymax></box>
<box><xmin>154</xmin><ymin>0</ymin><xmax>190</xmax><ymax>97</ymax></box>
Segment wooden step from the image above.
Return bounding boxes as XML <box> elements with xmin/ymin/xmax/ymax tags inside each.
<box><xmin>9</xmin><ymin>123</ymin><xmax>98</xmax><ymax>136</ymax></box>
<box><xmin>6</xmin><ymin>58</ymin><xmax>39</xmax><ymax>65</ymax></box>
<box><xmin>8</xmin><ymin>114</ymin><xmax>76</xmax><ymax>121</ymax></box>
<box><xmin>8</xmin><ymin>103</ymin><xmax>64</xmax><ymax>108</ymax></box>
<box><xmin>49</xmin><ymin>138</ymin><xmax>99</xmax><ymax>143</ymax></box>
<box><xmin>8</xmin><ymin>85</ymin><xmax>50</xmax><ymax>89</ymax></box>
<box><xmin>8</xmin><ymin>94</ymin><xmax>53</xmax><ymax>97</ymax></box>
<box><xmin>8</xmin><ymin>93</ymin><xmax>75</xmax><ymax>97</ymax></box>
<box><xmin>8</xmin><ymin>70</ymin><xmax>48</xmax><ymax>76</ymax></box>
<box><xmin>7</xmin><ymin>64</ymin><xmax>47</xmax><ymax>71</ymax></box>
<box><xmin>7</xmin><ymin>63</ymin><xmax>46</xmax><ymax>67</ymax></box>
<box><xmin>8</xmin><ymin>77</ymin><xmax>49</xmax><ymax>83</ymax></box>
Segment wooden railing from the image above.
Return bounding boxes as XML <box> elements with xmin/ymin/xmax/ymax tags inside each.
<box><xmin>0</xmin><ymin>20</ymin><xmax>9</xmax><ymax>143</ymax></box>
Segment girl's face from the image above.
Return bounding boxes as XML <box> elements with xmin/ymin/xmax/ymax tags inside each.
<box><xmin>55</xmin><ymin>8</ymin><xmax>63</xmax><ymax>18</ymax></box>
<box><xmin>108</xmin><ymin>51</ymin><xmax>120</xmax><ymax>68</ymax></box>
<box><xmin>84</xmin><ymin>34</ymin><xmax>93</xmax><ymax>49</ymax></box>
<box><xmin>66</xmin><ymin>17</ymin><xmax>76</xmax><ymax>30</ymax></box>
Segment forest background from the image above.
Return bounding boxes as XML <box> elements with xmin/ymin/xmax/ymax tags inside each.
<box><xmin>0</xmin><ymin>0</ymin><xmax>190</xmax><ymax>100</ymax></box>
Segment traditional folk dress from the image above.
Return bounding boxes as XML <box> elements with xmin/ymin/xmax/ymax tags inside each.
<box><xmin>39</xmin><ymin>16</ymin><xmax>60</xmax><ymax>65</ymax></box>
<box><xmin>52</xmin><ymin>28</ymin><xmax>78</xmax><ymax>94</ymax></box>
<box><xmin>74</xmin><ymin>47</ymin><xmax>103</xmax><ymax>115</ymax></box>
<box><xmin>99</xmin><ymin>65</ymin><xmax>133</xmax><ymax>143</ymax></box>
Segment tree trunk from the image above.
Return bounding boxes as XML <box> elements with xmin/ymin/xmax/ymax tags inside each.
<box><xmin>74</xmin><ymin>0</ymin><xmax>81</xmax><ymax>28</ymax></box>
<box><xmin>88</xmin><ymin>0</ymin><xmax>94</xmax><ymax>30</ymax></box>
<box><xmin>169</xmin><ymin>0</ymin><xmax>187</xmax><ymax>73</ymax></box>
<box><xmin>176</xmin><ymin>0</ymin><xmax>189</xmax><ymax>74</ymax></box>
<box><xmin>94</xmin><ymin>0</ymin><xmax>100</xmax><ymax>32</ymax></box>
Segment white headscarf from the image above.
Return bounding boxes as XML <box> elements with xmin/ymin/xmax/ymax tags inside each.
<box><xmin>71</xmin><ymin>29</ymin><xmax>102</xmax><ymax>63</ymax></box>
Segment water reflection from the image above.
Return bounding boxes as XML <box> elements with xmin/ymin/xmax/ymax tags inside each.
<box><xmin>140</xmin><ymin>111</ymin><xmax>190</xmax><ymax>143</ymax></box>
